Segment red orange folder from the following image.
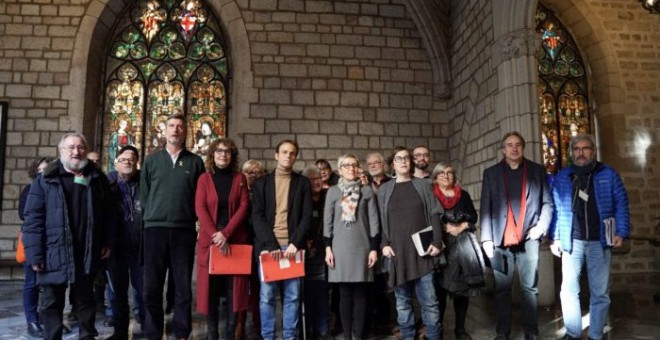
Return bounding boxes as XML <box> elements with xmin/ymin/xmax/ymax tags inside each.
<box><xmin>259</xmin><ymin>250</ymin><xmax>305</xmax><ymax>282</ymax></box>
<box><xmin>209</xmin><ymin>244</ymin><xmax>253</xmax><ymax>275</ymax></box>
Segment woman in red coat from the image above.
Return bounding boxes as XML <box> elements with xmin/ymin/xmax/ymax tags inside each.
<box><xmin>195</xmin><ymin>138</ymin><xmax>250</xmax><ymax>340</ymax></box>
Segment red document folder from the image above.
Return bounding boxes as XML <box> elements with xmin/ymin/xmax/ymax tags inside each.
<box><xmin>209</xmin><ymin>244</ymin><xmax>253</xmax><ymax>275</ymax></box>
<box><xmin>259</xmin><ymin>250</ymin><xmax>305</xmax><ymax>282</ymax></box>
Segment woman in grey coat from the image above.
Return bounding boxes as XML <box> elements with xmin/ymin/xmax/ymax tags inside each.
<box><xmin>324</xmin><ymin>154</ymin><xmax>380</xmax><ymax>340</ymax></box>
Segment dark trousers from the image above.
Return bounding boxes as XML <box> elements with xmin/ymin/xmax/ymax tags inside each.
<box><xmin>366</xmin><ymin>273</ymin><xmax>391</xmax><ymax>331</ymax></box>
<box><xmin>304</xmin><ymin>279</ymin><xmax>329</xmax><ymax>336</ymax></box>
<box><xmin>23</xmin><ymin>264</ymin><xmax>40</xmax><ymax>324</ymax></box>
<box><xmin>493</xmin><ymin>239</ymin><xmax>540</xmax><ymax>337</ymax></box>
<box><xmin>143</xmin><ymin>227</ymin><xmax>196</xmax><ymax>340</ymax></box>
<box><xmin>41</xmin><ymin>274</ymin><xmax>96</xmax><ymax>340</ymax></box>
<box><xmin>437</xmin><ymin>285</ymin><xmax>469</xmax><ymax>334</ymax></box>
<box><xmin>109</xmin><ymin>246</ymin><xmax>145</xmax><ymax>338</ymax></box>
<box><xmin>338</xmin><ymin>282</ymin><xmax>368</xmax><ymax>340</ymax></box>
<box><xmin>207</xmin><ymin>275</ymin><xmax>237</xmax><ymax>340</ymax></box>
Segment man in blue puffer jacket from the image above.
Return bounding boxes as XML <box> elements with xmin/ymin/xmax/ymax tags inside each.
<box><xmin>23</xmin><ymin>133</ymin><xmax>117</xmax><ymax>340</ymax></box>
<box><xmin>548</xmin><ymin>133</ymin><xmax>630</xmax><ymax>340</ymax></box>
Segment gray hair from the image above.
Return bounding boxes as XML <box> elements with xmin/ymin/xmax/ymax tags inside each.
<box><xmin>366</xmin><ymin>152</ymin><xmax>384</xmax><ymax>163</ymax></box>
<box><xmin>302</xmin><ymin>165</ymin><xmax>320</xmax><ymax>178</ymax></box>
<box><xmin>337</xmin><ymin>153</ymin><xmax>360</xmax><ymax>170</ymax></box>
<box><xmin>431</xmin><ymin>161</ymin><xmax>457</xmax><ymax>182</ymax></box>
<box><xmin>570</xmin><ymin>133</ymin><xmax>597</xmax><ymax>151</ymax></box>
<box><xmin>58</xmin><ymin>132</ymin><xmax>88</xmax><ymax>149</ymax></box>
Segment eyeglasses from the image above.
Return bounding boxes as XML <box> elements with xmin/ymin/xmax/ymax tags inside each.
<box><xmin>117</xmin><ymin>158</ymin><xmax>136</xmax><ymax>164</ymax></box>
<box><xmin>413</xmin><ymin>153</ymin><xmax>430</xmax><ymax>159</ymax></box>
<box><xmin>340</xmin><ymin>163</ymin><xmax>359</xmax><ymax>169</ymax></box>
<box><xmin>61</xmin><ymin>145</ymin><xmax>86</xmax><ymax>152</ymax></box>
<box><xmin>437</xmin><ymin>171</ymin><xmax>454</xmax><ymax>178</ymax></box>
<box><xmin>393</xmin><ymin>156</ymin><xmax>411</xmax><ymax>163</ymax></box>
<box><xmin>214</xmin><ymin>149</ymin><xmax>231</xmax><ymax>156</ymax></box>
<box><xmin>367</xmin><ymin>161</ymin><xmax>383</xmax><ymax>167</ymax></box>
<box><xmin>572</xmin><ymin>146</ymin><xmax>593</xmax><ymax>153</ymax></box>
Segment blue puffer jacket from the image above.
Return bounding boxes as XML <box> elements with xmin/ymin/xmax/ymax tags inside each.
<box><xmin>549</xmin><ymin>162</ymin><xmax>630</xmax><ymax>253</ymax></box>
<box><xmin>23</xmin><ymin>161</ymin><xmax>117</xmax><ymax>285</ymax></box>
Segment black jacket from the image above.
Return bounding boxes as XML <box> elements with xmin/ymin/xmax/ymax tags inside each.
<box><xmin>251</xmin><ymin>171</ymin><xmax>313</xmax><ymax>253</ymax></box>
<box><xmin>108</xmin><ymin>170</ymin><xmax>142</xmax><ymax>249</ymax></box>
<box><xmin>23</xmin><ymin>161</ymin><xmax>116</xmax><ymax>285</ymax></box>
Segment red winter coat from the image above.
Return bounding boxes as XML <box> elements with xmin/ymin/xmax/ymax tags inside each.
<box><xmin>195</xmin><ymin>171</ymin><xmax>250</xmax><ymax>314</ymax></box>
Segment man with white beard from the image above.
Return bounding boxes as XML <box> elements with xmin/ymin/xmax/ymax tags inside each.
<box><xmin>23</xmin><ymin>133</ymin><xmax>116</xmax><ymax>340</ymax></box>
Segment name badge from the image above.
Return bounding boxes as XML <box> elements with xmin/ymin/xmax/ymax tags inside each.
<box><xmin>579</xmin><ymin>189</ymin><xmax>589</xmax><ymax>202</ymax></box>
<box><xmin>74</xmin><ymin>176</ymin><xmax>90</xmax><ymax>186</ymax></box>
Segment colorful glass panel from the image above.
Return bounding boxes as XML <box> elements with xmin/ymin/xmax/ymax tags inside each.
<box><xmin>536</xmin><ymin>3</ymin><xmax>591</xmax><ymax>174</ymax></box>
<box><xmin>102</xmin><ymin>0</ymin><xmax>229</xmax><ymax>169</ymax></box>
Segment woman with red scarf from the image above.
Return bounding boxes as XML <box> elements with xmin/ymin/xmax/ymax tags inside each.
<box><xmin>431</xmin><ymin>162</ymin><xmax>483</xmax><ymax>340</ymax></box>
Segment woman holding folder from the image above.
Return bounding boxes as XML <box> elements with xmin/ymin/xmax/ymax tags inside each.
<box><xmin>195</xmin><ymin>138</ymin><xmax>250</xmax><ymax>340</ymax></box>
<box><xmin>324</xmin><ymin>154</ymin><xmax>380</xmax><ymax>340</ymax></box>
<box><xmin>378</xmin><ymin>146</ymin><xmax>444</xmax><ymax>340</ymax></box>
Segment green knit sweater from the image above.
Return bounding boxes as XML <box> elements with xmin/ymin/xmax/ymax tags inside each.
<box><xmin>140</xmin><ymin>148</ymin><xmax>204</xmax><ymax>228</ymax></box>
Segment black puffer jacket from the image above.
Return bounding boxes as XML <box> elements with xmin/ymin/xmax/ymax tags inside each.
<box><xmin>23</xmin><ymin>161</ymin><xmax>116</xmax><ymax>285</ymax></box>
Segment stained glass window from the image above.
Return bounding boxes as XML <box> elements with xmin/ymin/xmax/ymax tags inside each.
<box><xmin>535</xmin><ymin>3</ymin><xmax>590</xmax><ymax>174</ymax></box>
<box><xmin>102</xmin><ymin>0</ymin><xmax>228</xmax><ymax>171</ymax></box>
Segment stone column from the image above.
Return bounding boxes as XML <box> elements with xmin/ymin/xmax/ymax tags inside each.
<box><xmin>491</xmin><ymin>24</ymin><xmax>555</xmax><ymax>306</ymax></box>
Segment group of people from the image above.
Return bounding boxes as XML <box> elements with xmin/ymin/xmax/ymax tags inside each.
<box><xmin>19</xmin><ymin>113</ymin><xmax>629</xmax><ymax>340</ymax></box>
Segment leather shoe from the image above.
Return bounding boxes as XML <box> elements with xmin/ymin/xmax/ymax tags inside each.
<box><xmin>27</xmin><ymin>322</ymin><xmax>44</xmax><ymax>338</ymax></box>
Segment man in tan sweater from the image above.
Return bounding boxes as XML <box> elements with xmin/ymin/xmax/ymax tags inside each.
<box><xmin>252</xmin><ymin>139</ymin><xmax>313</xmax><ymax>340</ymax></box>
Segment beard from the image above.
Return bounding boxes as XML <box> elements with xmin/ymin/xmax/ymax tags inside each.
<box><xmin>61</xmin><ymin>157</ymin><xmax>88</xmax><ymax>172</ymax></box>
<box><xmin>414</xmin><ymin>162</ymin><xmax>429</xmax><ymax>170</ymax></box>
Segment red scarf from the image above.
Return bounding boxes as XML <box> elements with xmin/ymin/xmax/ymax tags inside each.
<box><xmin>433</xmin><ymin>183</ymin><xmax>462</xmax><ymax>209</ymax></box>
<box><xmin>502</xmin><ymin>160</ymin><xmax>527</xmax><ymax>246</ymax></box>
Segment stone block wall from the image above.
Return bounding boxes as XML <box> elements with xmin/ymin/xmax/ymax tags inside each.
<box><xmin>234</xmin><ymin>0</ymin><xmax>449</xmax><ymax>172</ymax></box>
<box><xmin>0</xmin><ymin>1</ymin><xmax>87</xmax><ymax>247</ymax></box>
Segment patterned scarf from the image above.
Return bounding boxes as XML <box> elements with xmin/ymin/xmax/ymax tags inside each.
<box><xmin>337</xmin><ymin>178</ymin><xmax>361</xmax><ymax>224</ymax></box>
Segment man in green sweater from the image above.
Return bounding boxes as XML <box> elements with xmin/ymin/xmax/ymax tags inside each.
<box><xmin>140</xmin><ymin>114</ymin><xmax>204</xmax><ymax>340</ymax></box>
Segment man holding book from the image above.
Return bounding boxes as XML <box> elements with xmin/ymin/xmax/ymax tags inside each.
<box><xmin>251</xmin><ymin>139</ymin><xmax>313</xmax><ymax>340</ymax></box>
<box><xmin>548</xmin><ymin>133</ymin><xmax>629</xmax><ymax>340</ymax></box>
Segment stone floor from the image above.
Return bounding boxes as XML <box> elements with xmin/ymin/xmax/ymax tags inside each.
<box><xmin>0</xmin><ymin>272</ymin><xmax>658</xmax><ymax>340</ymax></box>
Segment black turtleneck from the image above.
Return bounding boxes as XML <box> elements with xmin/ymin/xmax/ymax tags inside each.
<box><xmin>571</xmin><ymin>162</ymin><xmax>601</xmax><ymax>241</ymax></box>
<box><xmin>212</xmin><ymin>166</ymin><xmax>233</xmax><ymax>229</ymax></box>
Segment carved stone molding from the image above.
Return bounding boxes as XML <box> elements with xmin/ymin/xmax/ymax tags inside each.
<box><xmin>493</xmin><ymin>28</ymin><xmax>538</xmax><ymax>65</ymax></box>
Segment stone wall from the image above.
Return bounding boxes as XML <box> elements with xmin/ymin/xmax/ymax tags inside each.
<box><xmin>234</xmin><ymin>0</ymin><xmax>450</xmax><ymax>172</ymax></box>
<box><xmin>0</xmin><ymin>1</ymin><xmax>90</xmax><ymax>268</ymax></box>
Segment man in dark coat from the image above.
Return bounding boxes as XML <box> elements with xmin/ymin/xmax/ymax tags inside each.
<box><xmin>23</xmin><ymin>133</ymin><xmax>116</xmax><ymax>340</ymax></box>
<box><xmin>252</xmin><ymin>139</ymin><xmax>313</xmax><ymax>340</ymax></box>
<box><xmin>479</xmin><ymin>131</ymin><xmax>554</xmax><ymax>340</ymax></box>
<box><xmin>107</xmin><ymin>145</ymin><xmax>144</xmax><ymax>340</ymax></box>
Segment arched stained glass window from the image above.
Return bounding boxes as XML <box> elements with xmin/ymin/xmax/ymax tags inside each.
<box><xmin>535</xmin><ymin>3</ymin><xmax>591</xmax><ymax>174</ymax></box>
<box><xmin>102</xmin><ymin>0</ymin><xmax>229</xmax><ymax>172</ymax></box>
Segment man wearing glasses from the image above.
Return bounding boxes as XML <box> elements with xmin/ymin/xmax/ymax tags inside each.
<box><xmin>412</xmin><ymin>145</ymin><xmax>432</xmax><ymax>179</ymax></box>
<box><xmin>106</xmin><ymin>145</ymin><xmax>145</xmax><ymax>339</ymax></box>
<box><xmin>140</xmin><ymin>114</ymin><xmax>204</xmax><ymax>340</ymax></box>
<box><xmin>479</xmin><ymin>131</ymin><xmax>553</xmax><ymax>340</ymax></box>
<box><xmin>23</xmin><ymin>133</ymin><xmax>116</xmax><ymax>340</ymax></box>
<box><xmin>549</xmin><ymin>134</ymin><xmax>629</xmax><ymax>340</ymax></box>
<box><xmin>365</xmin><ymin>152</ymin><xmax>391</xmax><ymax>193</ymax></box>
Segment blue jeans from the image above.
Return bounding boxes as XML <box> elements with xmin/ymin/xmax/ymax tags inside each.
<box><xmin>492</xmin><ymin>239</ymin><xmax>540</xmax><ymax>337</ymax></box>
<box><xmin>259</xmin><ymin>249</ymin><xmax>301</xmax><ymax>340</ymax></box>
<box><xmin>23</xmin><ymin>263</ymin><xmax>39</xmax><ymax>324</ymax></box>
<box><xmin>560</xmin><ymin>240</ymin><xmax>611</xmax><ymax>340</ymax></box>
<box><xmin>393</xmin><ymin>271</ymin><xmax>441</xmax><ymax>340</ymax></box>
